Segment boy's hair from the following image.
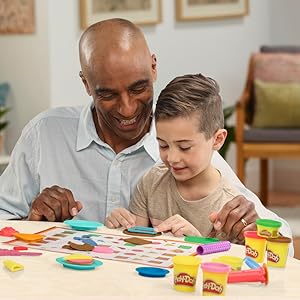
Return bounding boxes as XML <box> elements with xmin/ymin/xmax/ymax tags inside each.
<box><xmin>155</xmin><ymin>73</ymin><xmax>224</xmax><ymax>139</ymax></box>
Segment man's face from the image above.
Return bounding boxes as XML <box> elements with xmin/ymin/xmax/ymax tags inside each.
<box><xmin>84</xmin><ymin>50</ymin><xmax>156</xmax><ymax>145</ymax></box>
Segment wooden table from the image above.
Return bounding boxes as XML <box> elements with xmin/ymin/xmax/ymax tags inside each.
<box><xmin>0</xmin><ymin>220</ymin><xmax>299</xmax><ymax>299</ymax></box>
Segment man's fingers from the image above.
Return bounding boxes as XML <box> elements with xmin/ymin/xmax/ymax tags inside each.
<box><xmin>215</xmin><ymin>196</ymin><xmax>254</xmax><ymax>233</ymax></box>
<box><xmin>29</xmin><ymin>200</ymin><xmax>57</xmax><ymax>222</ymax></box>
<box><xmin>238</xmin><ymin>222</ymin><xmax>256</xmax><ymax>241</ymax></box>
<box><xmin>54</xmin><ymin>186</ymin><xmax>78</xmax><ymax>217</ymax></box>
<box><xmin>226</xmin><ymin>204</ymin><xmax>257</xmax><ymax>240</ymax></box>
<box><xmin>29</xmin><ymin>186</ymin><xmax>79</xmax><ymax>222</ymax></box>
<box><xmin>209</xmin><ymin>211</ymin><xmax>218</xmax><ymax>224</ymax></box>
<box><xmin>211</xmin><ymin>195</ymin><xmax>259</xmax><ymax>243</ymax></box>
<box><xmin>229</xmin><ymin>210</ymin><xmax>258</xmax><ymax>242</ymax></box>
<box><xmin>221</xmin><ymin>206</ymin><xmax>246</xmax><ymax>235</ymax></box>
<box><xmin>215</xmin><ymin>197</ymin><xmax>242</xmax><ymax>229</ymax></box>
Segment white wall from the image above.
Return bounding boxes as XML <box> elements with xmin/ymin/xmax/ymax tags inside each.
<box><xmin>270</xmin><ymin>0</ymin><xmax>300</xmax><ymax>45</ymax></box>
<box><xmin>2</xmin><ymin>0</ymin><xmax>299</xmax><ymax>193</ymax></box>
<box><xmin>268</xmin><ymin>0</ymin><xmax>300</xmax><ymax>193</ymax></box>
<box><xmin>48</xmin><ymin>0</ymin><xmax>88</xmax><ymax>107</ymax></box>
<box><xmin>0</xmin><ymin>1</ymin><xmax>50</xmax><ymax>153</ymax></box>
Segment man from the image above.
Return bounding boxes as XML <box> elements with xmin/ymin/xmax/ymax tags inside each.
<box><xmin>0</xmin><ymin>19</ymin><xmax>293</xmax><ymax>252</ymax></box>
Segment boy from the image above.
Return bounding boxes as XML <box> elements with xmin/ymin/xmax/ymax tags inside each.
<box><xmin>107</xmin><ymin>73</ymin><xmax>241</xmax><ymax>238</ymax></box>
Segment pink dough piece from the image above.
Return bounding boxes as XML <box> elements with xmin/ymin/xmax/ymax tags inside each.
<box><xmin>0</xmin><ymin>227</ymin><xmax>19</xmax><ymax>237</ymax></box>
<box><xmin>66</xmin><ymin>259</ymin><xmax>94</xmax><ymax>265</ymax></box>
<box><xmin>93</xmin><ymin>246</ymin><xmax>114</xmax><ymax>254</ymax></box>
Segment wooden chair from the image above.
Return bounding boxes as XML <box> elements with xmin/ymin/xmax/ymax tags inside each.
<box><xmin>235</xmin><ymin>46</ymin><xmax>300</xmax><ymax>206</ymax></box>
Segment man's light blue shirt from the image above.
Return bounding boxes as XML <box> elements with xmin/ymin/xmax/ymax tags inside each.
<box><xmin>0</xmin><ymin>102</ymin><xmax>159</xmax><ymax>222</ymax></box>
<box><xmin>0</xmin><ymin>102</ymin><xmax>294</xmax><ymax>256</ymax></box>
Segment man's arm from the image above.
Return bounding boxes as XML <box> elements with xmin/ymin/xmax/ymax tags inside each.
<box><xmin>0</xmin><ymin>120</ymin><xmax>82</xmax><ymax>222</ymax></box>
<box><xmin>0</xmin><ymin>124</ymin><xmax>39</xmax><ymax>219</ymax></box>
<box><xmin>212</xmin><ymin>151</ymin><xmax>294</xmax><ymax>256</ymax></box>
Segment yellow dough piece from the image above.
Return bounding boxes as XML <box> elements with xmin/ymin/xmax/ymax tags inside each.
<box><xmin>3</xmin><ymin>260</ymin><xmax>24</xmax><ymax>272</ymax></box>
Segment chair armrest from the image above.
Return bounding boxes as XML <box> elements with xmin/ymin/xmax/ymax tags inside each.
<box><xmin>235</xmin><ymin>53</ymin><xmax>257</xmax><ymax>143</ymax></box>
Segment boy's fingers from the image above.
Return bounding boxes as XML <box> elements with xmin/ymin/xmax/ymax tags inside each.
<box><xmin>155</xmin><ymin>222</ymin><xmax>171</xmax><ymax>233</ymax></box>
<box><xmin>105</xmin><ymin>220</ymin><xmax>115</xmax><ymax>229</ymax></box>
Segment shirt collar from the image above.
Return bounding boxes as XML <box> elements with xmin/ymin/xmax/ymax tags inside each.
<box><xmin>140</xmin><ymin>119</ymin><xmax>160</xmax><ymax>162</ymax></box>
<box><xmin>76</xmin><ymin>102</ymin><xmax>101</xmax><ymax>151</ymax></box>
<box><xmin>76</xmin><ymin>103</ymin><xmax>160</xmax><ymax>162</ymax></box>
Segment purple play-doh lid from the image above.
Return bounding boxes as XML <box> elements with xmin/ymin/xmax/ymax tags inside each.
<box><xmin>201</xmin><ymin>262</ymin><xmax>231</xmax><ymax>273</ymax></box>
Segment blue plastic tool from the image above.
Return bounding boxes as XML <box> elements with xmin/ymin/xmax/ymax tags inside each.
<box><xmin>244</xmin><ymin>257</ymin><xmax>260</xmax><ymax>269</ymax></box>
<box><xmin>64</xmin><ymin>220</ymin><xmax>103</xmax><ymax>231</ymax></box>
<box><xmin>74</xmin><ymin>236</ymin><xmax>98</xmax><ymax>246</ymax></box>
<box><xmin>136</xmin><ymin>267</ymin><xmax>169</xmax><ymax>278</ymax></box>
<box><xmin>127</xmin><ymin>226</ymin><xmax>157</xmax><ymax>235</ymax></box>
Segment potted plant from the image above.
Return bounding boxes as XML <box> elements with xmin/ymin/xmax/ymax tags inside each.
<box><xmin>0</xmin><ymin>107</ymin><xmax>10</xmax><ymax>131</ymax></box>
<box><xmin>219</xmin><ymin>105</ymin><xmax>235</xmax><ymax>160</ymax></box>
<box><xmin>0</xmin><ymin>83</ymin><xmax>10</xmax><ymax>154</ymax></box>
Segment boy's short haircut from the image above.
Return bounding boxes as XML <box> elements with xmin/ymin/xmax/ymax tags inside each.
<box><xmin>155</xmin><ymin>73</ymin><xmax>224</xmax><ymax>139</ymax></box>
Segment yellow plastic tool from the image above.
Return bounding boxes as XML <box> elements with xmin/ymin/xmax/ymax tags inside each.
<box><xmin>212</xmin><ymin>256</ymin><xmax>243</xmax><ymax>271</ymax></box>
<box><xmin>3</xmin><ymin>260</ymin><xmax>24</xmax><ymax>272</ymax></box>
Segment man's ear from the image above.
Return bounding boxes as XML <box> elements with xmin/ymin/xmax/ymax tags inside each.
<box><xmin>79</xmin><ymin>71</ymin><xmax>92</xmax><ymax>96</ymax></box>
<box><xmin>151</xmin><ymin>54</ymin><xmax>157</xmax><ymax>81</ymax></box>
<box><xmin>213</xmin><ymin>129</ymin><xmax>227</xmax><ymax>151</ymax></box>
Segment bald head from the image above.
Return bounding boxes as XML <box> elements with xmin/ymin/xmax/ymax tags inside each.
<box><xmin>79</xmin><ymin>18</ymin><xmax>150</xmax><ymax>73</ymax></box>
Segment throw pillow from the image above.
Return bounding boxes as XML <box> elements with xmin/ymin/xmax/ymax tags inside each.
<box><xmin>252</xmin><ymin>79</ymin><xmax>300</xmax><ymax>128</ymax></box>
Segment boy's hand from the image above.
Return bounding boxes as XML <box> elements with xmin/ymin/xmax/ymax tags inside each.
<box><xmin>105</xmin><ymin>208</ymin><xmax>136</xmax><ymax>229</ymax></box>
<box><xmin>154</xmin><ymin>214</ymin><xmax>200</xmax><ymax>237</ymax></box>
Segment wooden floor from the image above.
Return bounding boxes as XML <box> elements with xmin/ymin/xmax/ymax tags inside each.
<box><xmin>267</xmin><ymin>191</ymin><xmax>300</xmax><ymax>260</ymax></box>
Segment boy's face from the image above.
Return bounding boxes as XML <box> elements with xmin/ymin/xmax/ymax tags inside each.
<box><xmin>156</xmin><ymin>115</ymin><xmax>226</xmax><ymax>182</ymax></box>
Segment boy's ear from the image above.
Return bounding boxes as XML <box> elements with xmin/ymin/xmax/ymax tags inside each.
<box><xmin>212</xmin><ymin>129</ymin><xmax>227</xmax><ymax>151</ymax></box>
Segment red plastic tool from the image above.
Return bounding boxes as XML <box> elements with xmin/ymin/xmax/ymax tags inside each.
<box><xmin>228</xmin><ymin>263</ymin><xmax>269</xmax><ymax>285</ymax></box>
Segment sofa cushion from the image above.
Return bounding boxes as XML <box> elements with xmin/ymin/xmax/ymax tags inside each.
<box><xmin>244</xmin><ymin>128</ymin><xmax>300</xmax><ymax>142</ymax></box>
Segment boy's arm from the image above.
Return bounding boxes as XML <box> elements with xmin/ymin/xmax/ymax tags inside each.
<box><xmin>106</xmin><ymin>169</ymin><xmax>153</xmax><ymax>229</ymax></box>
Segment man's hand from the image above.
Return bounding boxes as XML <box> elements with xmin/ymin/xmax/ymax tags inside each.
<box><xmin>27</xmin><ymin>186</ymin><xmax>83</xmax><ymax>222</ymax></box>
<box><xmin>209</xmin><ymin>195</ymin><xmax>258</xmax><ymax>243</ymax></box>
<box><xmin>105</xmin><ymin>208</ymin><xmax>136</xmax><ymax>229</ymax></box>
<box><xmin>154</xmin><ymin>214</ymin><xmax>200</xmax><ymax>237</ymax></box>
